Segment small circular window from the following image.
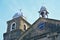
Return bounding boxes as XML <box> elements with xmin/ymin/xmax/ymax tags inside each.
<box><xmin>10</xmin><ymin>22</ymin><xmax>16</xmax><ymax>31</ymax></box>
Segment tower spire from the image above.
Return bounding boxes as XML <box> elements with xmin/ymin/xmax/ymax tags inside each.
<box><xmin>38</xmin><ymin>0</ymin><xmax>49</xmax><ymax>18</ymax></box>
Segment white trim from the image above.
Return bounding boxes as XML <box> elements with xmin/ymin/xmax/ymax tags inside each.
<box><xmin>10</xmin><ymin>22</ymin><xmax>16</xmax><ymax>31</ymax></box>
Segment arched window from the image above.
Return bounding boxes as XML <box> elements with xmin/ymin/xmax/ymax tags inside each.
<box><xmin>10</xmin><ymin>22</ymin><xmax>16</xmax><ymax>31</ymax></box>
<box><xmin>12</xmin><ymin>23</ymin><xmax>15</xmax><ymax>29</ymax></box>
<box><xmin>24</xmin><ymin>25</ymin><xmax>26</xmax><ymax>31</ymax></box>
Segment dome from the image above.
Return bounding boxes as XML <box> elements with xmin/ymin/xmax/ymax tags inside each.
<box><xmin>13</xmin><ymin>12</ymin><xmax>23</xmax><ymax>18</ymax></box>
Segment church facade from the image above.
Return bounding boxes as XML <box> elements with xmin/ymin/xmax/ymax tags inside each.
<box><xmin>3</xmin><ymin>6</ymin><xmax>60</xmax><ymax>40</ymax></box>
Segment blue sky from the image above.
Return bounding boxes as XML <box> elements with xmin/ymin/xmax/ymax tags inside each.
<box><xmin>0</xmin><ymin>0</ymin><xmax>60</xmax><ymax>40</ymax></box>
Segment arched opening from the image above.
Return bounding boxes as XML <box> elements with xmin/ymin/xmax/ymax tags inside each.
<box><xmin>24</xmin><ymin>25</ymin><xmax>26</xmax><ymax>31</ymax></box>
<box><xmin>10</xmin><ymin>22</ymin><xmax>16</xmax><ymax>31</ymax></box>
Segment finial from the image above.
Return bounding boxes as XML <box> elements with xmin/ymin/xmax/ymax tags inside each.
<box><xmin>19</xmin><ymin>9</ymin><xmax>23</xmax><ymax>16</ymax></box>
<box><xmin>20</xmin><ymin>9</ymin><xmax>22</xmax><ymax>12</ymax></box>
<box><xmin>19</xmin><ymin>9</ymin><xmax>27</xmax><ymax>20</ymax></box>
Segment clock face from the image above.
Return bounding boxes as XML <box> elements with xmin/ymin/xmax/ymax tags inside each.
<box><xmin>38</xmin><ymin>22</ymin><xmax>45</xmax><ymax>30</ymax></box>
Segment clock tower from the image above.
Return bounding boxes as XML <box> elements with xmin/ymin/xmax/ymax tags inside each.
<box><xmin>3</xmin><ymin>10</ymin><xmax>31</xmax><ymax>40</ymax></box>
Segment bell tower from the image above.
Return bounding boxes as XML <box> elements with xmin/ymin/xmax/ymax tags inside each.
<box><xmin>38</xmin><ymin>6</ymin><xmax>49</xmax><ymax>18</ymax></box>
<box><xmin>3</xmin><ymin>9</ymin><xmax>31</xmax><ymax>40</ymax></box>
<box><xmin>38</xmin><ymin>0</ymin><xmax>49</xmax><ymax>18</ymax></box>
